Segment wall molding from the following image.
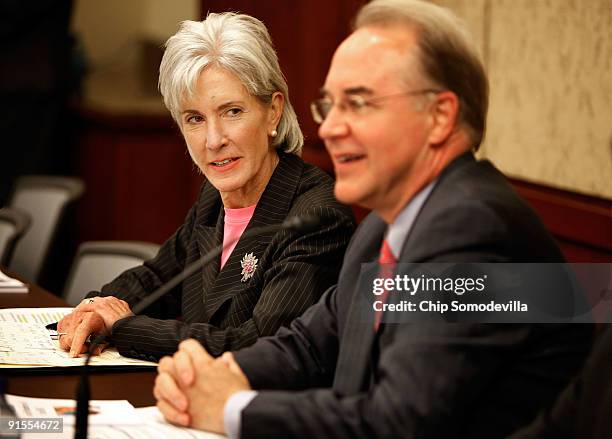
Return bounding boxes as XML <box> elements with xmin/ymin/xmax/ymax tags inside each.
<box><xmin>509</xmin><ymin>178</ymin><xmax>612</xmax><ymax>262</ymax></box>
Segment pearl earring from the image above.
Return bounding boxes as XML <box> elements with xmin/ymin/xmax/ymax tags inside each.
<box><xmin>270</xmin><ymin>129</ymin><xmax>278</xmax><ymax>138</ymax></box>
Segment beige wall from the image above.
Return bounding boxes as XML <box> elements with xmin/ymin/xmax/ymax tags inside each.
<box><xmin>436</xmin><ymin>0</ymin><xmax>612</xmax><ymax>200</ymax></box>
<box><xmin>144</xmin><ymin>0</ymin><xmax>199</xmax><ymax>42</ymax></box>
<box><xmin>71</xmin><ymin>0</ymin><xmax>612</xmax><ymax>199</ymax></box>
<box><xmin>71</xmin><ymin>0</ymin><xmax>199</xmax><ymax>66</ymax></box>
<box><xmin>70</xmin><ymin>0</ymin><xmax>199</xmax><ymax>114</ymax></box>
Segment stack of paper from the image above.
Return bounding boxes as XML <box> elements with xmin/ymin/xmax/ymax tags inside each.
<box><xmin>4</xmin><ymin>394</ymin><xmax>224</xmax><ymax>438</ymax></box>
<box><xmin>0</xmin><ymin>269</ymin><xmax>28</xmax><ymax>293</ymax></box>
<box><xmin>0</xmin><ymin>308</ymin><xmax>157</xmax><ymax>368</ymax></box>
<box><xmin>0</xmin><ymin>307</ymin><xmax>69</xmax><ymax>326</ymax></box>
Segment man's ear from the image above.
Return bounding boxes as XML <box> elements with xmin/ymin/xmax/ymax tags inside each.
<box><xmin>268</xmin><ymin>91</ymin><xmax>284</xmax><ymax>131</ymax></box>
<box><xmin>427</xmin><ymin>91</ymin><xmax>459</xmax><ymax>145</ymax></box>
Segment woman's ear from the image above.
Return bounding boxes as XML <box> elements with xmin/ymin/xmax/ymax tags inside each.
<box><xmin>427</xmin><ymin>91</ymin><xmax>459</xmax><ymax>146</ymax></box>
<box><xmin>268</xmin><ymin>91</ymin><xmax>284</xmax><ymax>131</ymax></box>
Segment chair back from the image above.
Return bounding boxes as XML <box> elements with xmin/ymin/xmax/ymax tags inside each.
<box><xmin>0</xmin><ymin>207</ymin><xmax>31</xmax><ymax>266</ymax></box>
<box><xmin>63</xmin><ymin>240</ymin><xmax>160</xmax><ymax>306</ymax></box>
<box><xmin>8</xmin><ymin>176</ymin><xmax>84</xmax><ymax>282</ymax></box>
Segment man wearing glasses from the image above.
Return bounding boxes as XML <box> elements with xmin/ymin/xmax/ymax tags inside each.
<box><xmin>153</xmin><ymin>1</ymin><xmax>591</xmax><ymax>437</ymax></box>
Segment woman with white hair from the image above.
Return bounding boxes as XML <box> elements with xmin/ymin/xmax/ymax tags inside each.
<box><xmin>58</xmin><ymin>12</ymin><xmax>355</xmax><ymax>360</ymax></box>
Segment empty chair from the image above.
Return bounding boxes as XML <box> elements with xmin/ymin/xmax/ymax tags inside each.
<box><xmin>0</xmin><ymin>207</ymin><xmax>31</xmax><ymax>267</ymax></box>
<box><xmin>8</xmin><ymin>176</ymin><xmax>85</xmax><ymax>283</ymax></box>
<box><xmin>63</xmin><ymin>240</ymin><xmax>160</xmax><ymax>306</ymax></box>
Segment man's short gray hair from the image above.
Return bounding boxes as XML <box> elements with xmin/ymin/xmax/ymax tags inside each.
<box><xmin>355</xmin><ymin>0</ymin><xmax>489</xmax><ymax>149</ymax></box>
<box><xmin>159</xmin><ymin>12</ymin><xmax>304</xmax><ymax>155</ymax></box>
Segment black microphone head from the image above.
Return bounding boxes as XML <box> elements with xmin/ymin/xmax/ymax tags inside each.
<box><xmin>282</xmin><ymin>215</ymin><xmax>321</xmax><ymax>233</ymax></box>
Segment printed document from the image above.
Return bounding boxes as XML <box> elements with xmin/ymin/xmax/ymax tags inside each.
<box><xmin>0</xmin><ymin>308</ymin><xmax>156</xmax><ymax>367</ymax></box>
<box><xmin>4</xmin><ymin>394</ymin><xmax>224</xmax><ymax>438</ymax></box>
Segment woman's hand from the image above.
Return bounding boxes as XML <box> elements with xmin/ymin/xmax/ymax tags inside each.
<box><xmin>57</xmin><ymin>296</ymin><xmax>134</xmax><ymax>357</ymax></box>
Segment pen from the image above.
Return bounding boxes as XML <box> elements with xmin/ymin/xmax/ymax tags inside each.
<box><xmin>49</xmin><ymin>332</ymin><xmax>94</xmax><ymax>342</ymax></box>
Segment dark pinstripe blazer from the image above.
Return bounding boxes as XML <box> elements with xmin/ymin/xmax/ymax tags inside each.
<box><xmin>91</xmin><ymin>152</ymin><xmax>355</xmax><ymax>361</ymax></box>
<box><xmin>234</xmin><ymin>153</ymin><xmax>592</xmax><ymax>439</ymax></box>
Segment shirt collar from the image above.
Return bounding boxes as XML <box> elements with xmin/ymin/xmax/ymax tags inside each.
<box><xmin>385</xmin><ymin>180</ymin><xmax>437</xmax><ymax>259</ymax></box>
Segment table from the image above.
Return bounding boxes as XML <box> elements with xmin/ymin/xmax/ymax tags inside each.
<box><xmin>0</xmin><ymin>276</ymin><xmax>157</xmax><ymax>407</ymax></box>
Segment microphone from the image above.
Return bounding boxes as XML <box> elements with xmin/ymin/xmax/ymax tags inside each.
<box><xmin>74</xmin><ymin>214</ymin><xmax>320</xmax><ymax>439</ymax></box>
<box><xmin>280</xmin><ymin>215</ymin><xmax>320</xmax><ymax>234</ymax></box>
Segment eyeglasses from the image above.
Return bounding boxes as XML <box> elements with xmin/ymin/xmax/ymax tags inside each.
<box><xmin>310</xmin><ymin>88</ymin><xmax>442</xmax><ymax>124</ymax></box>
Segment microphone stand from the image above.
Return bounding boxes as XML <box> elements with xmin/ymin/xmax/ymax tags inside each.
<box><xmin>75</xmin><ymin>334</ymin><xmax>106</xmax><ymax>439</ymax></box>
<box><xmin>74</xmin><ymin>215</ymin><xmax>319</xmax><ymax>438</ymax></box>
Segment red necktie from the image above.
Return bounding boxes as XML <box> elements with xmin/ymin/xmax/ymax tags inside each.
<box><xmin>374</xmin><ymin>239</ymin><xmax>397</xmax><ymax>331</ymax></box>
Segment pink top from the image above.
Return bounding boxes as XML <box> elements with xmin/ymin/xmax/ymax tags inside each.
<box><xmin>221</xmin><ymin>204</ymin><xmax>257</xmax><ymax>269</ymax></box>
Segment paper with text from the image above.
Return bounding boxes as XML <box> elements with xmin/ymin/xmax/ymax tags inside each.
<box><xmin>0</xmin><ymin>308</ymin><xmax>156</xmax><ymax>367</ymax></box>
<box><xmin>4</xmin><ymin>395</ymin><xmax>224</xmax><ymax>438</ymax></box>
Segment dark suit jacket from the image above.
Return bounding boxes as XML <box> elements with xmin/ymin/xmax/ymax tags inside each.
<box><xmin>92</xmin><ymin>152</ymin><xmax>355</xmax><ymax>360</ymax></box>
<box><xmin>233</xmin><ymin>153</ymin><xmax>593</xmax><ymax>438</ymax></box>
<box><xmin>510</xmin><ymin>325</ymin><xmax>612</xmax><ymax>439</ymax></box>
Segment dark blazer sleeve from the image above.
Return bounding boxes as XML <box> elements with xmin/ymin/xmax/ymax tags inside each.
<box><xmin>235</xmin><ymin>266</ymin><xmax>538</xmax><ymax>438</ymax></box>
<box><xmin>232</xmin><ymin>198</ymin><xmax>590</xmax><ymax>438</ymax></box>
<box><xmin>111</xmin><ymin>204</ymin><xmax>354</xmax><ymax>359</ymax></box>
<box><xmin>87</xmin><ymin>202</ymin><xmax>198</xmax><ymax>317</ymax></box>
<box><xmin>234</xmin><ymin>284</ymin><xmax>341</xmax><ymax>392</ymax></box>
<box><xmin>235</xmin><ymin>285</ymin><xmax>574</xmax><ymax>438</ymax></box>
<box><xmin>238</xmin><ymin>325</ymin><xmax>541</xmax><ymax>439</ymax></box>
<box><xmin>234</xmin><ymin>250</ymin><xmax>535</xmax><ymax>438</ymax></box>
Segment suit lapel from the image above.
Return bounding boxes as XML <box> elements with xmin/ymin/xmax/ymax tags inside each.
<box><xmin>185</xmin><ymin>184</ymin><xmax>223</xmax><ymax>324</ymax></box>
<box><xmin>398</xmin><ymin>152</ymin><xmax>475</xmax><ymax>261</ymax></box>
<box><xmin>204</xmin><ymin>152</ymin><xmax>304</xmax><ymax>322</ymax></box>
<box><xmin>334</xmin><ymin>214</ymin><xmax>387</xmax><ymax>394</ymax></box>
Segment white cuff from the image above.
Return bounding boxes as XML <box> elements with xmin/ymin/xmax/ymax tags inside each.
<box><xmin>223</xmin><ymin>390</ymin><xmax>258</xmax><ymax>439</ymax></box>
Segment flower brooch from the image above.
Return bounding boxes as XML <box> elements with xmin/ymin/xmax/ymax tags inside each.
<box><xmin>240</xmin><ymin>252</ymin><xmax>259</xmax><ymax>282</ymax></box>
